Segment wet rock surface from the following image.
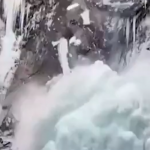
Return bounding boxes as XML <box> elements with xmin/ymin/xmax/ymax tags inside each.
<box><xmin>0</xmin><ymin>0</ymin><xmax>149</xmax><ymax>93</ymax></box>
<box><xmin>0</xmin><ymin>0</ymin><xmax>148</xmax><ymax>81</ymax></box>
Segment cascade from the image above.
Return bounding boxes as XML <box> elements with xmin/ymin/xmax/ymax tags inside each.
<box><xmin>13</xmin><ymin>50</ymin><xmax>150</xmax><ymax>150</ymax></box>
<box><xmin>0</xmin><ymin>0</ymin><xmax>25</xmax><ymax>126</ymax></box>
<box><xmin>0</xmin><ymin>0</ymin><xmax>25</xmax><ymax>98</ymax></box>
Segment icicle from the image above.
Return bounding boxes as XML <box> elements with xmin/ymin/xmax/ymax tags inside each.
<box><xmin>20</xmin><ymin>0</ymin><xmax>26</xmax><ymax>33</ymax></box>
<box><xmin>3</xmin><ymin>0</ymin><xmax>24</xmax><ymax>32</ymax></box>
<box><xmin>133</xmin><ymin>16</ymin><xmax>136</xmax><ymax>45</ymax></box>
<box><xmin>52</xmin><ymin>40</ymin><xmax>60</xmax><ymax>47</ymax></box>
<box><xmin>57</xmin><ymin>38</ymin><xmax>70</xmax><ymax>75</ymax></box>
<box><xmin>69</xmin><ymin>36</ymin><xmax>81</xmax><ymax>46</ymax></box>
<box><xmin>126</xmin><ymin>18</ymin><xmax>130</xmax><ymax>46</ymax></box>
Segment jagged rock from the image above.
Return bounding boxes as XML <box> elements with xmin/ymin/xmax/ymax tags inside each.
<box><xmin>19</xmin><ymin>0</ymin><xmax>150</xmax><ymax>72</ymax></box>
<box><xmin>0</xmin><ymin>0</ymin><xmax>149</xmax><ymax>101</ymax></box>
<box><xmin>0</xmin><ymin>0</ymin><xmax>149</xmax><ymax>94</ymax></box>
<box><xmin>0</xmin><ymin>0</ymin><xmax>149</xmax><ymax>80</ymax></box>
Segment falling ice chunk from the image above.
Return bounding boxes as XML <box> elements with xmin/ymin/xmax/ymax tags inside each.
<box><xmin>69</xmin><ymin>36</ymin><xmax>76</xmax><ymax>44</ymax></box>
<box><xmin>80</xmin><ymin>9</ymin><xmax>90</xmax><ymax>25</ymax></box>
<box><xmin>69</xmin><ymin>36</ymin><xmax>81</xmax><ymax>46</ymax></box>
<box><xmin>51</xmin><ymin>40</ymin><xmax>60</xmax><ymax>47</ymax></box>
<box><xmin>74</xmin><ymin>39</ymin><xmax>81</xmax><ymax>46</ymax></box>
<box><xmin>67</xmin><ymin>3</ymin><xmax>79</xmax><ymax>11</ymax></box>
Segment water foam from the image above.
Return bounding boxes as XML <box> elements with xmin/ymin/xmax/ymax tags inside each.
<box><xmin>11</xmin><ymin>49</ymin><xmax>150</xmax><ymax>150</ymax></box>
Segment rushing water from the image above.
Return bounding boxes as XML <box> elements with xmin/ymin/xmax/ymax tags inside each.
<box><xmin>10</xmin><ymin>48</ymin><xmax>150</xmax><ymax>150</ymax></box>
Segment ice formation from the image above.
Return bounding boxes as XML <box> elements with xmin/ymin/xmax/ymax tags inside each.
<box><xmin>133</xmin><ymin>16</ymin><xmax>136</xmax><ymax>44</ymax></box>
<box><xmin>0</xmin><ymin>0</ymin><xmax>25</xmax><ymax>129</ymax></box>
<box><xmin>52</xmin><ymin>37</ymin><xmax>71</xmax><ymax>75</ymax></box>
<box><xmin>1</xmin><ymin>1</ymin><xmax>150</xmax><ymax>150</ymax></box>
<box><xmin>0</xmin><ymin>0</ymin><xmax>25</xmax><ymax>98</ymax></box>
<box><xmin>57</xmin><ymin>38</ymin><xmax>70</xmax><ymax>75</ymax></box>
<box><xmin>126</xmin><ymin>18</ymin><xmax>130</xmax><ymax>46</ymax></box>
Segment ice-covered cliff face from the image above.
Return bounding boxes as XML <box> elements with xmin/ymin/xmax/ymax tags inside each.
<box><xmin>0</xmin><ymin>0</ymin><xmax>150</xmax><ymax>103</ymax></box>
<box><xmin>10</xmin><ymin>0</ymin><xmax>150</xmax><ymax>77</ymax></box>
<box><xmin>0</xmin><ymin>0</ymin><xmax>148</xmax><ymax>81</ymax></box>
<box><xmin>1</xmin><ymin>0</ymin><xmax>150</xmax><ymax>149</ymax></box>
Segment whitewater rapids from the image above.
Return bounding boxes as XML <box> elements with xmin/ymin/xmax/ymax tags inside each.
<box><xmin>9</xmin><ymin>49</ymin><xmax>150</xmax><ymax>150</ymax></box>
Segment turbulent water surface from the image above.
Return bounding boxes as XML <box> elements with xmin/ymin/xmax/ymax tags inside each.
<box><xmin>10</xmin><ymin>49</ymin><xmax>150</xmax><ymax>150</ymax></box>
